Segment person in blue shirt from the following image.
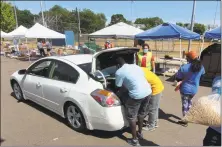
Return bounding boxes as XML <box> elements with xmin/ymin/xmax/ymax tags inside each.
<box><xmin>175</xmin><ymin>51</ymin><xmax>205</xmax><ymax>126</ymax></box>
<box><xmin>203</xmin><ymin>76</ymin><xmax>221</xmax><ymax>146</ymax></box>
<box><xmin>115</xmin><ymin>57</ymin><xmax>152</xmax><ymax>146</ymax></box>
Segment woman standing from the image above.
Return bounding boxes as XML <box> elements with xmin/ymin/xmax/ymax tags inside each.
<box><xmin>136</xmin><ymin>43</ymin><xmax>155</xmax><ymax>73</ymax></box>
<box><xmin>175</xmin><ymin>51</ymin><xmax>205</xmax><ymax>126</ymax></box>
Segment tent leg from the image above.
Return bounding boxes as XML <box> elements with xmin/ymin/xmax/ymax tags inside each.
<box><xmin>155</xmin><ymin>40</ymin><xmax>157</xmax><ymax>60</ymax></box>
<box><xmin>179</xmin><ymin>39</ymin><xmax>182</xmax><ymax>65</ymax></box>
<box><xmin>26</xmin><ymin>38</ymin><xmax>31</xmax><ymax>62</ymax></box>
<box><xmin>199</xmin><ymin>37</ymin><xmax>205</xmax><ymax>59</ymax></box>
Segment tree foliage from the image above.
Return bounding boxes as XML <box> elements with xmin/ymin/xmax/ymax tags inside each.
<box><xmin>0</xmin><ymin>1</ymin><xmax>16</xmax><ymax>32</ymax></box>
<box><xmin>80</xmin><ymin>9</ymin><xmax>106</xmax><ymax>33</ymax></box>
<box><xmin>109</xmin><ymin>14</ymin><xmax>127</xmax><ymax>26</ymax></box>
<box><xmin>0</xmin><ymin>2</ymin><xmax>207</xmax><ymax>35</ymax></box>
<box><xmin>135</xmin><ymin>17</ymin><xmax>164</xmax><ymax>30</ymax></box>
<box><xmin>176</xmin><ymin>22</ymin><xmax>206</xmax><ymax>34</ymax></box>
<box><xmin>193</xmin><ymin>23</ymin><xmax>206</xmax><ymax>35</ymax></box>
<box><xmin>17</xmin><ymin>9</ymin><xmax>35</xmax><ymax>28</ymax></box>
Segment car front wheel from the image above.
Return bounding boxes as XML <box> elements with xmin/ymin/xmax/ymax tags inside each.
<box><xmin>65</xmin><ymin>103</ymin><xmax>86</xmax><ymax>132</ymax></box>
<box><xmin>13</xmin><ymin>82</ymin><xmax>24</xmax><ymax>101</ymax></box>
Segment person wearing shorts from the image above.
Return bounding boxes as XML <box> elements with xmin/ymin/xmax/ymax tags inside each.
<box><xmin>115</xmin><ymin>57</ymin><xmax>152</xmax><ymax>146</ymax></box>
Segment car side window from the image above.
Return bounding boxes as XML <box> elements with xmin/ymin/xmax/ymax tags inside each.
<box><xmin>27</xmin><ymin>60</ymin><xmax>52</xmax><ymax>78</ymax></box>
<box><xmin>49</xmin><ymin>61</ymin><xmax>79</xmax><ymax>84</ymax></box>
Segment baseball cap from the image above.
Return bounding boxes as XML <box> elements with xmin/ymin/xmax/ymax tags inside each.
<box><xmin>185</xmin><ymin>51</ymin><xmax>198</xmax><ymax>60</ymax></box>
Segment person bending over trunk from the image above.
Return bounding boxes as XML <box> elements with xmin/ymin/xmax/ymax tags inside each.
<box><xmin>115</xmin><ymin>57</ymin><xmax>152</xmax><ymax>146</ymax></box>
<box><xmin>175</xmin><ymin>51</ymin><xmax>205</xmax><ymax>127</ymax></box>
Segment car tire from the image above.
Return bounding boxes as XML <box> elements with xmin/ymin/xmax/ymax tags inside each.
<box><xmin>65</xmin><ymin>103</ymin><xmax>86</xmax><ymax>132</ymax></box>
<box><xmin>12</xmin><ymin>81</ymin><xmax>24</xmax><ymax>101</ymax></box>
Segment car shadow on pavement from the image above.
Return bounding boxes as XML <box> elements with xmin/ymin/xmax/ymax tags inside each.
<box><xmin>0</xmin><ymin>138</ymin><xmax>5</xmax><ymax>143</ymax></box>
<box><xmin>10</xmin><ymin>92</ymin><xmax>159</xmax><ymax>146</ymax></box>
<box><xmin>10</xmin><ymin>92</ymin><xmax>66</xmax><ymax>124</ymax></box>
<box><xmin>85</xmin><ymin>128</ymin><xmax>159</xmax><ymax>146</ymax></box>
<box><xmin>158</xmin><ymin>109</ymin><xmax>181</xmax><ymax>125</ymax></box>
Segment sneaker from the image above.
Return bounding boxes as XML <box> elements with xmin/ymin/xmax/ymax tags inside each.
<box><xmin>137</xmin><ymin>132</ymin><xmax>143</xmax><ymax>140</ymax></box>
<box><xmin>155</xmin><ymin>122</ymin><xmax>159</xmax><ymax>128</ymax></box>
<box><xmin>127</xmin><ymin>138</ymin><xmax>140</xmax><ymax>146</ymax></box>
<box><xmin>143</xmin><ymin>125</ymin><xmax>155</xmax><ymax>131</ymax></box>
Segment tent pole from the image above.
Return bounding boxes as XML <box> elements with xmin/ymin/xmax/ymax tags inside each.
<box><xmin>179</xmin><ymin>39</ymin><xmax>182</xmax><ymax>64</ymax></box>
<box><xmin>199</xmin><ymin>36</ymin><xmax>205</xmax><ymax>59</ymax></box>
<box><xmin>162</xmin><ymin>39</ymin><xmax>163</xmax><ymax>52</ymax></box>
<box><xmin>155</xmin><ymin>40</ymin><xmax>157</xmax><ymax>60</ymax></box>
<box><xmin>26</xmin><ymin>38</ymin><xmax>31</xmax><ymax>62</ymax></box>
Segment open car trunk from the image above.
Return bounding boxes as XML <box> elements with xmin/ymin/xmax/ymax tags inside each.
<box><xmin>91</xmin><ymin>47</ymin><xmax>139</xmax><ymax>93</ymax></box>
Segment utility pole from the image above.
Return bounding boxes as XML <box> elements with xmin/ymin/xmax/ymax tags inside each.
<box><xmin>131</xmin><ymin>1</ymin><xmax>133</xmax><ymax>22</ymax></box>
<box><xmin>43</xmin><ymin>0</ymin><xmax>48</xmax><ymax>28</ymax></box>
<box><xmin>76</xmin><ymin>7</ymin><xmax>81</xmax><ymax>47</ymax></box>
<box><xmin>13</xmin><ymin>1</ymin><xmax>18</xmax><ymax>28</ymax></box>
<box><xmin>213</xmin><ymin>1</ymin><xmax>219</xmax><ymax>27</ymax></box>
<box><xmin>40</xmin><ymin>1</ymin><xmax>45</xmax><ymax>26</ymax></box>
<box><xmin>188</xmin><ymin>0</ymin><xmax>196</xmax><ymax>52</ymax></box>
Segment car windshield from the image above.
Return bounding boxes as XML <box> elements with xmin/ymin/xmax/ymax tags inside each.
<box><xmin>78</xmin><ymin>63</ymin><xmax>92</xmax><ymax>74</ymax></box>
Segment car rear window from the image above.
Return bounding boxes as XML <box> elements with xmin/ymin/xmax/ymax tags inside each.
<box><xmin>78</xmin><ymin>63</ymin><xmax>92</xmax><ymax>74</ymax></box>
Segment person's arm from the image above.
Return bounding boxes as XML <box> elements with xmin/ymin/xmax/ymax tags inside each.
<box><xmin>136</xmin><ymin>53</ymin><xmax>139</xmax><ymax>65</ymax></box>
<box><xmin>115</xmin><ymin>72</ymin><xmax>124</xmax><ymax>92</ymax></box>
<box><xmin>151</xmin><ymin>56</ymin><xmax>155</xmax><ymax>73</ymax></box>
<box><xmin>175</xmin><ymin>67</ymin><xmax>184</xmax><ymax>82</ymax></box>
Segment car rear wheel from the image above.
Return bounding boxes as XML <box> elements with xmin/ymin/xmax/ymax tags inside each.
<box><xmin>13</xmin><ymin>82</ymin><xmax>24</xmax><ymax>101</ymax></box>
<box><xmin>65</xmin><ymin>103</ymin><xmax>86</xmax><ymax>132</ymax></box>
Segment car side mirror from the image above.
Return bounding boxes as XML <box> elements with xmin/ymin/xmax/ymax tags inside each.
<box><xmin>18</xmin><ymin>69</ymin><xmax>27</xmax><ymax>75</ymax></box>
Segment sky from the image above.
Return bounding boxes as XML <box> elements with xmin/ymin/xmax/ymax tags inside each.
<box><xmin>13</xmin><ymin>1</ymin><xmax>221</xmax><ymax>26</ymax></box>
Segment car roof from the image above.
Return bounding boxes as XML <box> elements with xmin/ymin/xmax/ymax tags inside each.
<box><xmin>42</xmin><ymin>47</ymin><xmax>139</xmax><ymax>65</ymax></box>
<box><xmin>45</xmin><ymin>54</ymin><xmax>93</xmax><ymax>65</ymax></box>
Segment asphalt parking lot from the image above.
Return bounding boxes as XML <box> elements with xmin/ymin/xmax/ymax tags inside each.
<box><xmin>1</xmin><ymin>56</ymin><xmax>211</xmax><ymax>146</ymax></box>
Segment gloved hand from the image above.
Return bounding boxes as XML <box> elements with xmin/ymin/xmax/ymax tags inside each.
<box><xmin>153</xmin><ymin>68</ymin><xmax>156</xmax><ymax>73</ymax></box>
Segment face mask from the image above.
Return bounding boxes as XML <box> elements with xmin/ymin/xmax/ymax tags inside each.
<box><xmin>143</xmin><ymin>49</ymin><xmax>148</xmax><ymax>53</ymax></box>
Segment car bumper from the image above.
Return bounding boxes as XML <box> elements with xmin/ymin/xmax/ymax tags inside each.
<box><xmin>87</xmin><ymin>106</ymin><xmax>129</xmax><ymax>131</ymax></box>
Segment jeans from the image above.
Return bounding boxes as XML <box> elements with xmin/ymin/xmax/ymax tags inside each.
<box><xmin>39</xmin><ymin>48</ymin><xmax>46</xmax><ymax>57</ymax></box>
<box><xmin>146</xmin><ymin>92</ymin><xmax>162</xmax><ymax>128</ymax></box>
<box><xmin>181</xmin><ymin>94</ymin><xmax>194</xmax><ymax>116</ymax></box>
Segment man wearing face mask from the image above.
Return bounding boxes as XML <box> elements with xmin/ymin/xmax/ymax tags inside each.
<box><xmin>136</xmin><ymin>43</ymin><xmax>155</xmax><ymax>73</ymax></box>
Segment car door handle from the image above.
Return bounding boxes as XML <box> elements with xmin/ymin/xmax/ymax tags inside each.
<box><xmin>60</xmin><ymin>88</ymin><xmax>68</xmax><ymax>93</ymax></box>
<box><xmin>36</xmin><ymin>82</ymin><xmax>41</xmax><ymax>87</ymax></box>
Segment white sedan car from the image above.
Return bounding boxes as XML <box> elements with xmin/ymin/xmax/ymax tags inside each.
<box><xmin>10</xmin><ymin>47</ymin><xmax>139</xmax><ymax>132</ymax></box>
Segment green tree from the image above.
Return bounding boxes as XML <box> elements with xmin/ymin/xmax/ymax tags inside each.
<box><xmin>126</xmin><ymin>20</ymin><xmax>133</xmax><ymax>25</ymax></box>
<box><xmin>176</xmin><ymin>22</ymin><xmax>184</xmax><ymax>27</ymax></box>
<box><xmin>193</xmin><ymin>23</ymin><xmax>206</xmax><ymax>35</ymax></box>
<box><xmin>109</xmin><ymin>14</ymin><xmax>127</xmax><ymax>26</ymax></box>
<box><xmin>17</xmin><ymin>9</ymin><xmax>35</xmax><ymax>28</ymax></box>
<box><xmin>0</xmin><ymin>1</ymin><xmax>16</xmax><ymax>32</ymax></box>
<box><xmin>80</xmin><ymin>9</ymin><xmax>106</xmax><ymax>33</ymax></box>
<box><xmin>43</xmin><ymin>5</ymin><xmax>71</xmax><ymax>33</ymax></box>
<box><xmin>135</xmin><ymin>17</ymin><xmax>163</xmax><ymax>30</ymax></box>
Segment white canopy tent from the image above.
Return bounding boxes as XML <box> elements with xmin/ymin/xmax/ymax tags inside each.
<box><xmin>25</xmin><ymin>23</ymin><xmax>65</xmax><ymax>39</ymax></box>
<box><xmin>89</xmin><ymin>22</ymin><xmax>144</xmax><ymax>39</ymax></box>
<box><xmin>7</xmin><ymin>25</ymin><xmax>28</xmax><ymax>38</ymax></box>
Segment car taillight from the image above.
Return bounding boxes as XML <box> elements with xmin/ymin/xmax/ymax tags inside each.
<box><xmin>91</xmin><ymin>89</ymin><xmax>121</xmax><ymax>107</ymax></box>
